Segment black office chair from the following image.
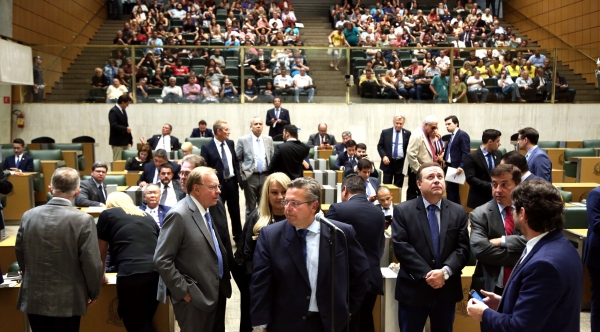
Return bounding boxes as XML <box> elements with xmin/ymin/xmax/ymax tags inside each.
<box><xmin>31</xmin><ymin>136</ymin><xmax>55</xmax><ymax>144</ymax></box>
<box><xmin>72</xmin><ymin>136</ymin><xmax>95</xmax><ymax>143</ymax></box>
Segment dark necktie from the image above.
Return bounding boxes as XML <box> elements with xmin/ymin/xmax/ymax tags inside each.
<box><xmin>160</xmin><ymin>184</ymin><xmax>168</xmax><ymax>206</ymax></box>
<box><xmin>503</xmin><ymin>206</ymin><xmax>515</xmax><ymax>286</ymax></box>
<box><xmin>205</xmin><ymin>212</ymin><xmax>224</xmax><ymax>278</ymax></box>
<box><xmin>393</xmin><ymin>131</ymin><xmax>400</xmax><ymax>159</ymax></box>
<box><xmin>97</xmin><ymin>185</ymin><xmax>106</xmax><ymax>204</ymax></box>
<box><xmin>221</xmin><ymin>142</ymin><xmax>231</xmax><ymax>178</ymax></box>
<box><xmin>297</xmin><ymin>229</ymin><xmax>308</xmax><ymax>263</ymax></box>
<box><xmin>427</xmin><ymin>204</ymin><xmax>440</xmax><ymax>265</ymax></box>
<box><xmin>446</xmin><ymin>134</ymin><xmax>454</xmax><ymax>162</ymax></box>
<box><xmin>15</xmin><ymin>156</ymin><xmax>21</xmax><ymax>169</ymax></box>
<box><xmin>486</xmin><ymin>153</ymin><xmax>494</xmax><ymax>172</ymax></box>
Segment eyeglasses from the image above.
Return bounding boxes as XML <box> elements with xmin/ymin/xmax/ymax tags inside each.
<box><xmin>491</xmin><ymin>182</ymin><xmax>512</xmax><ymax>189</ymax></box>
<box><xmin>201</xmin><ymin>184</ymin><xmax>222</xmax><ymax>191</ymax></box>
<box><xmin>281</xmin><ymin>200</ymin><xmax>314</xmax><ymax>208</ymax></box>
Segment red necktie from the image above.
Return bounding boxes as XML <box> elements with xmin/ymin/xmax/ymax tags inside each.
<box><xmin>503</xmin><ymin>206</ymin><xmax>515</xmax><ymax>286</ymax></box>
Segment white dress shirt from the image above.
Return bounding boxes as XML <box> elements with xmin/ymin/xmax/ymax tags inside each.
<box><xmin>214</xmin><ymin>138</ymin><xmax>235</xmax><ymax>179</ymax></box>
<box><xmin>297</xmin><ymin>220</ymin><xmax>321</xmax><ymax>312</ymax></box>
<box><xmin>145</xmin><ymin>206</ymin><xmax>160</xmax><ymax>226</ymax></box>
<box><xmin>156</xmin><ymin>135</ymin><xmax>172</xmax><ymax>152</ymax></box>
<box><xmin>253</xmin><ymin>135</ymin><xmax>267</xmax><ymax>173</ymax></box>
<box><xmin>159</xmin><ymin>181</ymin><xmax>177</xmax><ymax>207</ymax></box>
<box><xmin>390</xmin><ymin>130</ymin><xmax>404</xmax><ymax>159</ymax></box>
<box><xmin>521</xmin><ymin>231</ymin><xmax>550</xmax><ymax>262</ymax></box>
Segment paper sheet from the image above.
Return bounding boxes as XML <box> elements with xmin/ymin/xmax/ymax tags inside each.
<box><xmin>445</xmin><ymin>167</ymin><xmax>465</xmax><ymax>184</ymax></box>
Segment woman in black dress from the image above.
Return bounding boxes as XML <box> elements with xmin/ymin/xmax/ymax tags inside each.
<box><xmin>126</xmin><ymin>144</ymin><xmax>152</xmax><ymax>171</ymax></box>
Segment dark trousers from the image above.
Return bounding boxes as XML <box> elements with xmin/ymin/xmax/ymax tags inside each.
<box><xmin>116</xmin><ymin>272</ymin><xmax>160</xmax><ymax>332</ymax></box>
<box><xmin>406</xmin><ymin>170</ymin><xmax>420</xmax><ymax>200</ymax></box>
<box><xmin>382</xmin><ymin>158</ymin><xmax>405</xmax><ymax>189</ymax></box>
<box><xmin>28</xmin><ymin>314</ymin><xmax>81</xmax><ymax>332</ymax></box>
<box><xmin>232</xmin><ymin>266</ymin><xmax>252</xmax><ymax>331</ymax></box>
<box><xmin>360</xmin><ymin>82</ymin><xmax>380</xmax><ymax>98</ymax></box>
<box><xmin>444</xmin><ymin>164</ymin><xmax>461</xmax><ymax>205</ymax></box>
<box><xmin>485</xmin><ymin>0</ymin><xmax>496</xmax><ymax>15</ymax></box>
<box><xmin>348</xmin><ymin>291</ymin><xmax>378</xmax><ymax>332</ymax></box>
<box><xmin>220</xmin><ymin>178</ymin><xmax>242</xmax><ymax>241</ymax></box>
<box><xmin>589</xmin><ymin>266</ymin><xmax>600</xmax><ymax>332</ymax></box>
<box><xmin>212</xmin><ymin>293</ymin><xmax>228</xmax><ymax>332</ymax></box>
<box><xmin>397</xmin><ymin>300</ymin><xmax>455</xmax><ymax>332</ymax></box>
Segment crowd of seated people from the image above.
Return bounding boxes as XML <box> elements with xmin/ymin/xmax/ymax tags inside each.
<box><xmin>333</xmin><ymin>0</ymin><xmax>576</xmax><ymax>103</ymax></box>
<box><xmin>91</xmin><ymin>0</ymin><xmax>315</xmax><ymax>103</ymax></box>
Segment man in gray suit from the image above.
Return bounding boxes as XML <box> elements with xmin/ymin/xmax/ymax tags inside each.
<box><xmin>74</xmin><ymin>161</ymin><xmax>108</xmax><ymax>207</ymax></box>
<box><xmin>16</xmin><ymin>167</ymin><xmax>103</xmax><ymax>332</ymax></box>
<box><xmin>154</xmin><ymin>166</ymin><xmax>232</xmax><ymax>331</ymax></box>
<box><xmin>306</xmin><ymin>123</ymin><xmax>338</xmax><ymax>149</ymax></box>
<box><xmin>469</xmin><ymin>164</ymin><xmax>527</xmax><ymax>295</ymax></box>
<box><xmin>236</xmin><ymin>116</ymin><xmax>274</xmax><ymax>216</ymax></box>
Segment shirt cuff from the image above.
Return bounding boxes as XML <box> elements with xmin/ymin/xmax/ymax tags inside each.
<box><xmin>442</xmin><ymin>266</ymin><xmax>453</xmax><ymax>276</ymax></box>
<box><xmin>501</xmin><ymin>235</ymin><xmax>506</xmax><ymax>248</ymax></box>
<box><xmin>253</xmin><ymin>325</ymin><xmax>267</xmax><ymax>330</ymax></box>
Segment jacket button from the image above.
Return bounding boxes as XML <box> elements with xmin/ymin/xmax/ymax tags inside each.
<box><xmin>215</xmin><ymin>260</ymin><xmax>218</xmax><ymax>263</ymax></box>
<box><xmin>306</xmin><ymin>296</ymin><xmax>310</xmax><ymax>299</ymax></box>
<box><xmin>302</xmin><ymin>316</ymin><xmax>307</xmax><ymax>320</ymax></box>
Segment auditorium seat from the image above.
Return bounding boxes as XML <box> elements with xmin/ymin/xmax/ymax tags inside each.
<box><xmin>185</xmin><ymin>137</ymin><xmax>212</xmax><ymax>150</ymax></box>
<box><xmin>31</xmin><ymin>137</ymin><xmax>55</xmax><ymax>144</ymax></box>
<box><xmin>538</xmin><ymin>141</ymin><xmax>560</xmax><ymax>148</ymax></box>
<box><xmin>563</xmin><ymin>207</ymin><xmax>588</xmax><ymax>229</ymax></box>
<box><xmin>583</xmin><ymin>140</ymin><xmax>600</xmax><ymax>148</ymax></box>
<box><xmin>82</xmin><ymin>175</ymin><xmax>126</xmax><ymax>186</ymax></box>
<box><xmin>329</xmin><ymin>154</ymin><xmax>337</xmax><ymax>170</ymax></box>
<box><xmin>470</xmin><ymin>140</ymin><xmax>482</xmax><ymax>149</ymax></box>
<box><xmin>50</xmin><ymin>143</ymin><xmax>86</xmax><ymax>171</ymax></box>
<box><xmin>563</xmin><ymin>148</ymin><xmax>596</xmax><ymax>178</ymax></box>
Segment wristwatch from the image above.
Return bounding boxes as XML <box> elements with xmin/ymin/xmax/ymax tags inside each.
<box><xmin>442</xmin><ymin>268</ymin><xmax>450</xmax><ymax>281</ymax></box>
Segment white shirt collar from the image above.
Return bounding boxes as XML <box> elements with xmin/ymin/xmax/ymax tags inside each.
<box><xmin>190</xmin><ymin>195</ymin><xmax>208</xmax><ymax>216</ymax></box>
<box><xmin>523</xmin><ymin>231</ymin><xmax>550</xmax><ymax>260</ymax></box>
<box><xmin>521</xmin><ymin>171</ymin><xmax>531</xmax><ymax>181</ymax></box>
<box><xmin>296</xmin><ymin>218</ymin><xmax>320</xmax><ymax>234</ymax></box>
<box><xmin>422</xmin><ymin>197</ymin><xmax>442</xmax><ymax>210</ymax></box>
<box><xmin>214</xmin><ymin>137</ymin><xmax>225</xmax><ymax>146</ymax></box>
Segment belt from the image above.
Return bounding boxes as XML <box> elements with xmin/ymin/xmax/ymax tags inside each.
<box><xmin>305</xmin><ymin>312</ymin><xmax>320</xmax><ymax>318</ymax></box>
<box><xmin>223</xmin><ymin>177</ymin><xmax>235</xmax><ymax>182</ymax></box>
<box><xmin>253</xmin><ymin>171</ymin><xmax>268</xmax><ymax>175</ymax></box>
<box><xmin>392</xmin><ymin>157</ymin><xmax>404</xmax><ymax>161</ymax></box>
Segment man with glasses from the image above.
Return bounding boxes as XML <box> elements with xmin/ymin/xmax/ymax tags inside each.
<box><xmin>250</xmin><ymin>177</ymin><xmax>369</xmax><ymax>332</ymax></box>
<box><xmin>403</xmin><ymin>115</ymin><xmax>439</xmax><ymax>200</ymax></box>
<box><xmin>75</xmin><ymin>162</ymin><xmax>109</xmax><ymax>207</ymax></box>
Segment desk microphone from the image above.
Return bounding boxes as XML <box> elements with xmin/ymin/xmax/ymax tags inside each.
<box><xmin>315</xmin><ymin>213</ymin><xmax>343</xmax><ymax>233</ymax></box>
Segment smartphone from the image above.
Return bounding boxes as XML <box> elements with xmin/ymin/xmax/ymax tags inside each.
<box><xmin>469</xmin><ymin>289</ymin><xmax>485</xmax><ymax>302</ymax></box>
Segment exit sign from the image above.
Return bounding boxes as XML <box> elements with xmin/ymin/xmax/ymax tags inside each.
<box><xmin>3</xmin><ymin>97</ymin><xmax>9</xmax><ymax>104</ymax></box>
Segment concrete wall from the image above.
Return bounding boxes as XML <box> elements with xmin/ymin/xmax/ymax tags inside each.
<box><xmin>0</xmin><ymin>0</ymin><xmax>13</xmax><ymax>38</ymax></box>
<box><xmin>9</xmin><ymin>103</ymin><xmax>600</xmax><ymax>165</ymax></box>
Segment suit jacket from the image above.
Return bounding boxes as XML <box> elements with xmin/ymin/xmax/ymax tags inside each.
<box><xmin>333</xmin><ymin>143</ymin><xmax>345</xmax><ymax>156</ymax></box>
<box><xmin>392</xmin><ymin>197</ymin><xmax>470</xmax><ymax>306</ymax></box>
<box><xmin>190</xmin><ymin>128</ymin><xmax>214</xmax><ymax>138</ymax></box>
<box><xmin>200</xmin><ymin>139</ymin><xmax>242</xmax><ymax>185</ymax></box>
<box><xmin>16</xmin><ymin>198</ymin><xmax>103</xmax><ymax>316</ymax></box>
<box><xmin>326</xmin><ymin>195</ymin><xmax>385</xmax><ymax>295</ymax></box>
<box><xmin>266</xmin><ymin>108</ymin><xmax>291</xmax><ymax>137</ymax></box>
<box><xmin>140</xmin><ymin>204</ymin><xmax>171</xmax><ymax>226</ymax></box>
<box><xmin>469</xmin><ymin>200</ymin><xmax>526</xmax><ymax>292</ymax></box>
<box><xmin>481</xmin><ymin>230</ymin><xmax>582</xmax><ymax>332</ymax></box>
<box><xmin>74</xmin><ymin>178</ymin><xmax>106</xmax><ymax>207</ymax></box>
<box><xmin>108</xmin><ymin>105</ymin><xmax>133</xmax><ymax>146</ymax></box>
<box><xmin>403</xmin><ymin>127</ymin><xmax>435</xmax><ymax>175</ymax></box>
<box><xmin>377</xmin><ymin>127</ymin><xmax>411</xmax><ymax>172</ymax></box>
<box><xmin>250</xmin><ymin>219</ymin><xmax>369</xmax><ymax>332</ymax></box>
<box><xmin>235</xmin><ymin>133</ymin><xmax>274</xmax><ymax>181</ymax></box>
<box><xmin>366</xmin><ymin>177</ymin><xmax>380</xmax><ymax>195</ymax></box>
<box><xmin>2</xmin><ymin>154</ymin><xmax>34</xmax><ymax>172</ymax></box>
<box><xmin>146</xmin><ymin>134</ymin><xmax>181</xmax><ymax>151</ymax></box>
<box><xmin>444</xmin><ymin>128</ymin><xmax>470</xmax><ymax>168</ymax></box>
<box><xmin>306</xmin><ymin>133</ymin><xmax>337</xmax><ymax>148</ymax></box>
<box><xmin>526</xmin><ymin>147</ymin><xmax>552</xmax><ymax>182</ymax></box>
<box><xmin>154</xmin><ymin>195</ymin><xmax>232</xmax><ymax>307</ymax></box>
<box><xmin>463</xmin><ymin>149</ymin><xmax>503</xmax><ymax>209</ymax></box>
<box><xmin>138</xmin><ymin>161</ymin><xmax>181</xmax><ymax>185</ymax></box>
<box><xmin>523</xmin><ymin>173</ymin><xmax>544</xmax><ymax>182</ymax></box>
<box><xmin>584</xmin><ymin>187</ymin><xmax>600</xmax><ymax>269</ymax></box>
<box><xmin>342</xmin><ymin>160</ymin><xmax>378</xmax><ymax>179</ymax></box>
<box><xmin>333</xmin><ymin>150</ymin><xmax>350</xmax><ymax>170</ymax></box>
<box><xmin>267</xmin><ymin>139</ymin><xmax>310</xmax><ymax>180</ymax></box>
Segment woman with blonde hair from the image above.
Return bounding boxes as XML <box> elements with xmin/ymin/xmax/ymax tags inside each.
<box><xmin>97</xmin><ymin>192</ymin><xmax>160</xmax><ymax>332</ymax></box>
<box><xmin>178</xmin><ymin>142</ymin><xmax>195</xmax><ymax>164</ymax></box>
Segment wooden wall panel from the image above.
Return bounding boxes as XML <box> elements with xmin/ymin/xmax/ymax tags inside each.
<box><xmin>505</xmin><ymin>0</ymin><xmax>599</xmax><ymax>85</ymax></box>
<box><xmin>12</xmin><ymin>0</ymin><xmax>107</xmax><ymax>100</ymax></box>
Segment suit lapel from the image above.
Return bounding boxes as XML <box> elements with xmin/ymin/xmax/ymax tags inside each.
<box><xmin>186</xmin><ymin>197</ymin><xmax>217</xmax><ymax>254</ymax></box>
<box><xmin>476</xmin><ymin>149</ymin><xmax>490</xmax><ymax>175</ymax></box>
<box><xmin>421</xmin><ymin>131</ymin><xmax>434</xmax><ymax>158</ymax></box>
<box><xmin>416</xmin><ymin>199</ymin><xmax>436</xmax><ymax>259</ymax></box>
<box><xmin>210</xmin><ymin>140</ymin><xmax>225</xmax><ymax>168</ymax></box>
<box><xmin>285</xmin><ymin>222</ymin><xmax>311</xmax><ymax>287</ymax></box>
<box><xmin>438</xmin><ymin>199</ymin><xmax>450</xmax><ymax>254</ymax></box>
<box><xmin>490</xmin><ymin>202</ymin><xmax>506</xmax><ymax>236</ymax></box>
<box><xmin>316</xmin><ymin>224</ymin><xmax>330</xmax><ymax>290</ymax></box>
<box><xmin>262</xmin><ymin>136</ymin><xmax>270</xmax><ymax>165</ymax></box>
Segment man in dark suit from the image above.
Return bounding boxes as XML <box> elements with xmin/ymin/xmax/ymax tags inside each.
<box><xmin>468</xmin><ymin>181</ymin><xmax>583</xmax><ymax>332</ymax></box>
<box><xmin>200</xmin><ymin>120</ymin><xmax>243</xmax><ymax>243</ymax></box>
<box><xmin>392</xmin><ymin>162</ymin><xmax>470</xmax><ymax>332</ymax></box>
<box><xmin>250</xmin><ymin>177</ymin><xmax>369</xmax><ymax>332</ymax></box>
<box><xmin>516</xmin><ymin>127</ymin><xmax>552</xmax><ymax>182</ymax></box>
<box><xmin>143</xmin><ymin>123</ymin><xmax>181</xmax><ymax>153</ymax></box>
<box><xmin>2</xmin><ymin>138</ymin><xmax>34</xmax><ymax>173</ymax></box>
<box><xmin>332</xmin><ymin>140</ymin><xmax>356</xmax><ymax>171</ymax></box>
<box><xmin>443</xmin><ymin>115</ymin><xmax>470</xmax><ymax>204</ymax></box>
<box><xmin>156</xmin><ymin>163</ymin><xmax>186</xmax><ymax>208</ymax></box>
<box><xmin>333</xmin><ymin>130</ymin><xmax>352</xmax><ymax>156</ymax></box>
<box><xmin>306</xmin><ymin>123</ymin><xmax>338</xmax><ymax>149</ymax></box>
<box><xmin>267</xmin><ymin>124</ymin><xmax>310</xmax><ymax>180</ymax></box>
<box><xmin>266</xmin><ymin>97</ymin><xmax>291</xmax><ymax>137</ymax></box>
<box><xmin>377</xmin><ymin>114</ymin><xmax>411</xmax><ymax>188</ymax></box>
<box><xmin>16</xmin><ymin>167</ymin><xmax>103</xmax><ymax>332</ymax></box>
<box><xmin>356</xmin><ymin>159</ymin><xmax>380</xmax><ymax>204</ymax></box>
<box><xmin>470</xmin><ymin>165</ymin><xmax>526</xmax><ymax>296</ymax></box>
<box><xmin>75</xmin><ymin>162</ymin><xmax>109</xmax><ymax>207</ymax></box>
<box><xmin>343</xmin><ymin>143</ymin><xmax>378</xmax><ymax>178</ymax></box>
<box><xmin>585</xmin><ymin>186</ymin><xmax>600</xmax><ymax>332</ymax></box>
<box><xmin>326</xmin><ymin>175</ymin><xmax>385</xmax><ymax>332</ymax></box>
<box><xmin>138</xmin><ymin>149</ymin><xmax>181</xmax><ymax>186</ymax></box>
<box><xmin>500</xmin><ymin>151</ymin><xmax>545</xmax><ymax>182</ymax></box>
<box><xmin>139</xmin><ymin>184</ymin><xmax>171</xmax><ymax>227</ymax></box>
<box><xmin>463</xmin><ymin>129</ymin><xmax>503</xmax><ymax>209</ymax></box>
<box><xmin>154</xmin><ymin>167</ymin><xmax>232</xmax><ymax>332</ymax></box>
<box><xmin>190</xmin><ymin>120</ymin><xmax>214</xmax><ymax>138</ymax></box>
<box><xmin>108</xmin><ymin>95</ymin><xmax>133</xmax><ymax>161</ymax></box>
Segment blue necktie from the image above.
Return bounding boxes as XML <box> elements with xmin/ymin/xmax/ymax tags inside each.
<box><xmin>427</xmin><ymin>204</ymin><xmax>440</xmax><ymax>265</ymax></box>
<box><xmin>221</xmin><ymin>142</ymin><xmax>231</xmax><ymax>178</ymax></box>
<box><xmin>297</xmin><ymin>229</ymin><xmax>308</xmax><ymax>263</ymax></box>
<box><xmin>205</xmin><ymin>212</ymin><xmax>224</xmax><ymax>279</ymax></box>
<box><xmin>486</xmin><ymin>153</ymin><xmax>494</xmax><ymax>172</ymax></box>
<box><xmin>393</xmin><ymin>131</ymin><xmax>399</xmax><ymax>159</ymax></box>
<box><xmin>256</xmin><ymin>138</ymin><xmax>264</xmax><ymax>173</ymax></box>
<box><xmin>15</xmin><ymin>156</ymin><xmax>21</xmax><ymax>169</ymax></box>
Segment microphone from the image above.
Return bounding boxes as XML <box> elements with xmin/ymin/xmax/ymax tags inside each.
<box><xmin>315</xmin><ymin>213</ymin><xmax>343</xmax><ymax>233</ymax></box>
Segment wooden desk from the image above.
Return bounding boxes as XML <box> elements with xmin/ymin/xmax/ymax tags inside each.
<box><xmin>321</xmin><ymin>204</ymin><xmax>330</xmax><ymax>215</ymax></box>
<box><xmin>567</xmin><ymin>157</ymin><xmax>600</xmax><ymax>183</ymax></box>
<box><xmin>108</xmin><ymin>171</ymin><xmax>143</xmax><ymax>186</ymax></box>
<box><xmin>0</xmin><ymin>284</ymin><xmax>27</xmax><ymax>332</ymax></box>
<box><xmin>303</xmin><ymin>170</ymin><xmax>314</xmax><ymax>178</ymax></box>
<box><xmin>562</xmin><ymin>228</ymin><xmax>592</xmax><ymax>310</ymax></box>
<box><xmin>554</xmin><ymin>183</ymin><xmax>599</xmax><ymax>202</ymax></box>
<box><xmin>35</xmin><ymin>160</ymin><xmax>66</xmax><ymax>203</ymax></box>
<box><xmin>552</xmin><ymin>169</ymin><xmax>564</xmax><ymax>183</ymax></box>
<box><xmin>564</xmin><ymin>141</ymin><xmax>584</xmax><ymax>148</ymax></box>
<box><xmin>80</xmin><ymin>142</ymin><xmax>95</xmax><ymax>175</ymax></box>
<box><xmin>4</xmin><ymin>173</ymin><xmax>40</xmax><ymax>221</ymax></box>
<box><xmin>111</xmin><ymin>160</ymin><xmax>127</xmax><ymax>172</ymax></box>
<box><xmin>313</xmin><ymin>149</ymin><xmax>333</xmax><ymax>168</ymax></box>
<box><xmin>335</xmin><ymin>170</ymin><xmax>343</xmax><ymax>184</ymax></box>
<box><xmin>542</xmin><ymin>148</ymin><xmax>566</xmax><ymax>168</ymax></box>
<box><xmin>0</xmin><ymin>235</ymin><xmax>17</xmax><ymax>272</ymax></box>
<box><xmin>459</xmin><ymin>181</ymin><xmax>472</xmax><ymax>214</ymax></box>
<box><xmin>61</xmin><ymin>150</ymin><xmax>82</xmax><ymax>171</ymax></box>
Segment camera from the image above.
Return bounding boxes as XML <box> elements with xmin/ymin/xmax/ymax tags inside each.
<box><xmin>344</xmin><ymin>74</ymin><xmax>354</xmax><ymax>87</ymax></box>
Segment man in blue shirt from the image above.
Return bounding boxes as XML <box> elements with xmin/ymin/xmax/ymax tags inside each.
<box><xmin>430</xmin><ymin>68</ymin><xmax>449</xmax><ymax>103</ymax></box>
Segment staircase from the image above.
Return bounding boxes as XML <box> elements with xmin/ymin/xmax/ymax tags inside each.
<box><xmin>45</xmin><ymin>19</ymin><xmax>130</xmax><ymax>102</ymax></box>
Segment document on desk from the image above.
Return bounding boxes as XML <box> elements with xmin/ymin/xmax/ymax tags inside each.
<box><xmin>445</xmin><ymin>167</ymin><xmax>465</xmax><ymax>184</ymax></box>
<box><xmin>86</xmin><ymin>206</ymin><xmax>106</xmax><ymax>213</ymax></box>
